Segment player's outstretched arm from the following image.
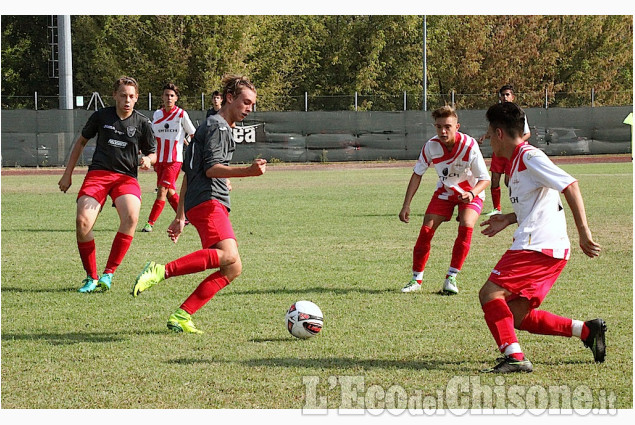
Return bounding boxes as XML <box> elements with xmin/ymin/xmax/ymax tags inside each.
<box><xmin>480</xmin><ymin>213</ymin><xmax>516</xmax><ymax>237</ymax></box>
<box><xmin>205</xmin><ymin>158</ymin><xmax>267</xmax><ymax>179</ymax></box>
<box><xmin>58</xmin><ymin>135</ymin><xmax>89</xmax><ymax>193</ymax></box>
<box><xmin>563</xmin><ymin>181</ymin><xmax>601</xmax><ymax>258</ymax></box>
<box><xmin>167</xmin><ymin>175</ymin><xmax>188</xmax><ymax>243</ymax></box>
<box><xmin>399</xmin><ymin>172</ymin><xmax>422</xmax><ymax>223</ymax></box>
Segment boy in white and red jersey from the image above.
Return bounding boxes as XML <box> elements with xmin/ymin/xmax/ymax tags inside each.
<box><xmin>142</xmin><ymin>83</ymin><xmax>196</xmax><ymax>232</ymax></box>
<box><xmin>479</xmin><ymin>84</ymin><xmax>531</xmax><ymax>216</ymax></box>
<box><xmin>479</xmin><ymin>102</ymin><xmax>605</xmax><ymax>373</ymax></box>
<box><xmin>399</xmin><ymin>105</ymin><xmax>490</xmax><ymax>295</ymax></box>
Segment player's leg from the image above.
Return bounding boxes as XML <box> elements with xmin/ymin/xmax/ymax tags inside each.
<box><xmin>402</xmin><ymin>213</ymin><xmax>445</xmax><ymax>293</ymax></box>
<box><xmin>143</xmin><ymin>165</ymin><xmax>169</xmax><ymax>232</ymax></box>
<box><xmin>98</xmin><ymin>193</ymin><xmax>140</xmax><ymax>290</ymax></box>
<box><xmin>443</xmin><ymin>204</ymin><xmax>481</xmax><ymax>295</ymax></box>
<box><xmin>515</xmin><ymin>304</ymin><xmax>606</xmax><ymax>363</ymax></box>
<box><xmin>479</xmin><ymin>281</ymin><xmax>533</xmax><ymax>373</ymax></box>
<box><xmin>166</xmin><ymin>239</ymin><xmax>239</xmax><ymax>334</ymax></box>
<box><xmin>76</xmin><ymin>195</ymin><xmax>102</xmax><ymax>292</ymax></box>
<box><xmin>485</xmin><ymin>171</ymin><xmax>502</xmax><ymax>216</ymax></box>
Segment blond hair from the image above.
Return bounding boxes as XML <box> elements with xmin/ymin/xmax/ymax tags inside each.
<box><xmin>431</xmin><ymin>105</ymin><xmax>458</xmax><ymax>121</ymax></box>
<box><xmin>221</xmin><ymin>74</ymin><xmax>256</xmax><ymax>105</ymax></box>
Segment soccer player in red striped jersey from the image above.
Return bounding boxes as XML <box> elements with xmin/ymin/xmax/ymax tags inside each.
<box><xmin>399</xmin><ymin>105</ymin><xmax>490</xmax><ymax>295</ymax></box>
<box><xmin>479</xmin><ymin>84</ymin><xmax>531</xmax><ymax>216</ymax></box>
<box><xmin>479</xmin><ymin>102</ymin><xmax>605</xmax><ymax>373</ymax></box>
<box><xmin>132</xmin><ymin>75</ymin><xmax>267</xmax><ymax>334</ymax></box>
<box><xmin>58</xmin><ymin>76</ymin><xmax>156</xmax><ymax>293</ymax></box>
<box><xmin>142</xmin><ymin>83</ymin><xmax>196</xmax><ymax>232</ymax></box>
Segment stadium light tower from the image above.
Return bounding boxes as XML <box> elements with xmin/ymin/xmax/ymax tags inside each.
<box><xmin>58</xmin><ymin>15</ymin><xmax>73</xmax><ymax>110</ymax></box>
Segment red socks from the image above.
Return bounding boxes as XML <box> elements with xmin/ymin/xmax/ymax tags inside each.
<box><xmin>104</xmin><ymin>232</ymin><xmax>133</xmax><ymax>274</ymax></box>
<box><xmin>519</xmin><ymin>309</ymin><xmax>573</xmax><ymax>337</ymax></box>
<box><xmin>78</xmin><ymin>239</ymin><xmax>98</xmax><ymax>280</ymax></box>
<box><xmin>168</xmin><ymin>193</ymin><xmax>180</xmax><ymax>212</ymax></box>
<box><xmin>482</xmin><ymin>298</ymin><xmax>523</xmax><ymax>359</ymax></box>
<box><xmin>491</xmin><ymin>186</ymin><xmax>502</xmax><ymax>211</ymax></box>
<box><xmin>165</xmin><ymin>249</ymin><xmax>220</xmax><ymax>278</ymax></box>
<box><xmin>180</xmin><ymin>271</ymin><xmax>230</xmax><ymax>315</ymax></box>
<box><xmin>148</xmin><ymin>200</ymin><xmax>166</xmax><ymax>225</ymax></box>
<box><xmin>413</xmin><ymin>225</ymin><xmax>434</xmax><ymax>272</ymax></box>
<box><xmin>450</xmin><ymin>225</ymin><xmax>473</xmax><ymax>271</ymax></box>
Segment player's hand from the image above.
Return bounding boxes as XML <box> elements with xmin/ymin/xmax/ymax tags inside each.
<box><xmin>578</xmin><ymin>227</ymin><xmax>601</xmax><ymax>258</ymax></box>
<box><xmin>248</xmin><ymin>158</ymin><xmax>267</xmax><ymax>176</ymax></box>
<box><xmin>167</xmin><ymin>218</ymin><xmax>185</xmax><ymax>243</ymax></box>
<box><xmin>227</xmin><ymin>178</ymin><xmax>232</xmax><ymax>191</ymax></box>
<box><xmin>58</xmin><ymin>174</ymin><xmax>72</xmax><ymax>193</ymax></box>
<box><xmin>480</xmin><ymin>214</ymin><xmax>510</xmax><ymax>237</ymax></box>
<box><xmin>399</xmin><ymin>205</ymin><xmax>410</xmax><ymax>223</ymax></box>
<box><xmin>459</xmin><ymin>191</ymin><xmax>474</xmax><ymax>204</ymax></box>
<box><xmin>139</xmin><ymin>155</ymin><xmax>152</xmax><ymax>170</ymax></box>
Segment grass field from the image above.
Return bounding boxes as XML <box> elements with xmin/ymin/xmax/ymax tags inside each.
<box><xmin>1</xmin><ymin>161</ymin><xmax>632</xmax><ymax>412</ymax></box>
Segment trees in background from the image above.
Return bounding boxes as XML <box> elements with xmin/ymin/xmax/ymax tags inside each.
<box><xmin>1</xmin><ymin>15</ymin><xmax>632</xmax><ymax>110</ymax></box>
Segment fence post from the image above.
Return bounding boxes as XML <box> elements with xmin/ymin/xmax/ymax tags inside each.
<box><xmin>201</xmin><ymin>93</ymin><xmax>205</xmax><ymax>111</ymax></box>
<box><xmin>355</xmin><ymin>91</ymin><xmax>358</xmax><ymax>111</ymax></box>
<box><xmin>403</xmin><ymin>91</ymin><xmax>407</xmax><ymax>111</ymax></box>
<box><xmin>545</xmin><ymin>87</ymin><xmax>548</xmax><ymax>109</ymax></box>
<box><xmin>305</xmin><ymin>92</ymin><xmax>308</xmax><ymax>112</ymax></box>
<box><xmin>35</xmin><ymin>91</ymin><xmax>38</xmax><ymax>111</ymax></box>
<box><xmin>452</xmin><ymin>90</ymin><xmax>455</xmax><ymax>108</ymax></box>
<box><xmin>148</xmin><ymin>92</ymin><xmax>152</xmax><ymax>110</ymax></box>
<box><xmin>592</xmin><ymin>88</ymin><xmax>595</xmax><ymax>107</ymax></box>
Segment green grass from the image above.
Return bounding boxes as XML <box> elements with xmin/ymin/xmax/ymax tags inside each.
<box><xmin>1</xmin><ymin>161</ymin><xmax>632</xmax><ymax>410</ymax></box>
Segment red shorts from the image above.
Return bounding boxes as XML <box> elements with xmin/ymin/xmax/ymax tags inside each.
<box><xmin>186</xmin><ymin>199</ymin><xmax>236</xmax><ymax>249</ymax></box>
<box><xmin>77</xmin><ymin>170</ymin><xmax>141</xmax><ymax>206</ymax></box>
<box><xmin>490</xmin><ymin>153</ymin><xmax>510</xmax><ymax>175</ymax></box>
<box><xmin>425</xmin><ymin>189</ymin><xmax>484</xmax><ymax>221</ymax></box>
<box><xmin>489</xmin><ymin>250</ymin><xmax>567</xmax><ymax>309</ymax></box>
<box><xmin>154</xmin><ymin>162</ymin><xmax>182</xmax><ymax>190</ymax></box>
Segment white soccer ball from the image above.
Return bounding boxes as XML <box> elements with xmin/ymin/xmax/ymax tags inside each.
<box><xmin>285</xmin><ymin>300</ymin><xmax>323</xmax><ymax>339</ymax></box>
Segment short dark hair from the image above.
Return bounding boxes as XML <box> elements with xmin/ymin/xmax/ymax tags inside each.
<box><xmin>212</xmin><ymin>90</ymin><xmax>221</xmax><ymax>97</ymax></box>
<box><xmin>499</xmin><ymin>84</ymin><xmax>515</xmax><ymax>96</ymax></box>
<box><xmin>486</xmin><ymin>102</ymin><xmax>525</xmax><ymax>138</ymax></box>
<box><xmin>162</xmin><ymin>82</ymin><xmax>180</xmax><ymax>98</ymax></box>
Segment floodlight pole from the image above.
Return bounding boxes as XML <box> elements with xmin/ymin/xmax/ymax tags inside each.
<box><xmin>423</xmin><ymin>15</ymin><xmax>427</xmax><ymax>112</ymax></box>
<box><xmin>58</xmin><ymin>15</ymin><xmax>73</xmax><ymax>110</ymax></box>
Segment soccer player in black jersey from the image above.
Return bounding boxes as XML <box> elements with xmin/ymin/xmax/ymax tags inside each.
<box><xmin>133</xmin><ymin>75</ymin><xmax>267</xmax><ymax>334</ymax></box>
<box><xmin>58</xmin><ymin>76</ymin><xmax>156</xmax><ymax>293</ymax></box>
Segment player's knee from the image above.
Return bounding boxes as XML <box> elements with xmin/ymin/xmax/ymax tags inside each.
<box><xmin>222</xmin><ymin>257</ymin><xmax>242</xmax><ymax>281</ymax></box>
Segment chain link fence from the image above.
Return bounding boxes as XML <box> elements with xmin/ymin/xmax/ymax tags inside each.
<box><xmin>2</xmin><ymin>89</ymin><xmax>632</xmax><ymax>112</ymax></box>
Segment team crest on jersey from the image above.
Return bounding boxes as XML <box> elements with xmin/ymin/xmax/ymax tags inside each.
<box><xmin>126</xmin><ymin>126</ymin><xmax>137</xmax><ymax>137</ymax></box>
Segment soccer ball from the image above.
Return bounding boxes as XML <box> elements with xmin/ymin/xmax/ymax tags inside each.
<box><xmin>285</xmin><ymin>300</ymin><xmax>323</xmax><ymax>339</ymax></box>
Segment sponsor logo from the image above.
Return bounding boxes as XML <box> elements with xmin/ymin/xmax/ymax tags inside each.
<box><xmin>491</xmin><ymin>269</ymin><xmax>501</xmax><ymax>275</ymax></box>
<box><xmin>233</xmin><ymin>124</ymin><xmax>260</xmax><ymax>144</ymax></box>
<box><xmin>126</xmin><ymin>126</ymin><xmax>137</xmax><ymax>137</ymax></box>
<box><xmin>108</xmin><ymin>139</ymin><xmax>128</xmax><ymax>148</ymax></box>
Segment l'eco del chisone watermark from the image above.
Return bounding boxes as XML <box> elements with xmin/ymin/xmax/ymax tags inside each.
<box><xmin>302</xmin><ymin>375</ymin><xmax>618</xmax><ymax>416</ymax></box>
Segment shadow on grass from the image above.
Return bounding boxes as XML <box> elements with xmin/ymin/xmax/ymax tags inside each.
<box><xmin>243</xmin><ymin>357</ymin><xmax>466</xmax><ymax>371</ymax></box>
<box><xmin>222</xmin><ymin>287</ymin><xmax>397</xmax><ymax>296</ymax></box>
<box><xmin>1</xmin><ymin>329</ymin><xmax>165</xmax><ymax>345</ymax></box>
<box><xmin>1</xmin><ymin>286</ymin><xmax>79</xmax><ymax>293</ymax></box>
<box><xmin>164</xmin><ymin>356</ymin><xmax>470</xmax><ymax>371</ymax></box>
<box><xmin>2</xmin><ymin>331</ymin><xmax>128</xmax><ymax>345</ymax></box>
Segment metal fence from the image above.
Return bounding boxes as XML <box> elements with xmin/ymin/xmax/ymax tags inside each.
<box><xmin>2</xmin><ymin>89</ymin><xmax>632</xmax><ymax>112</ymax></box>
